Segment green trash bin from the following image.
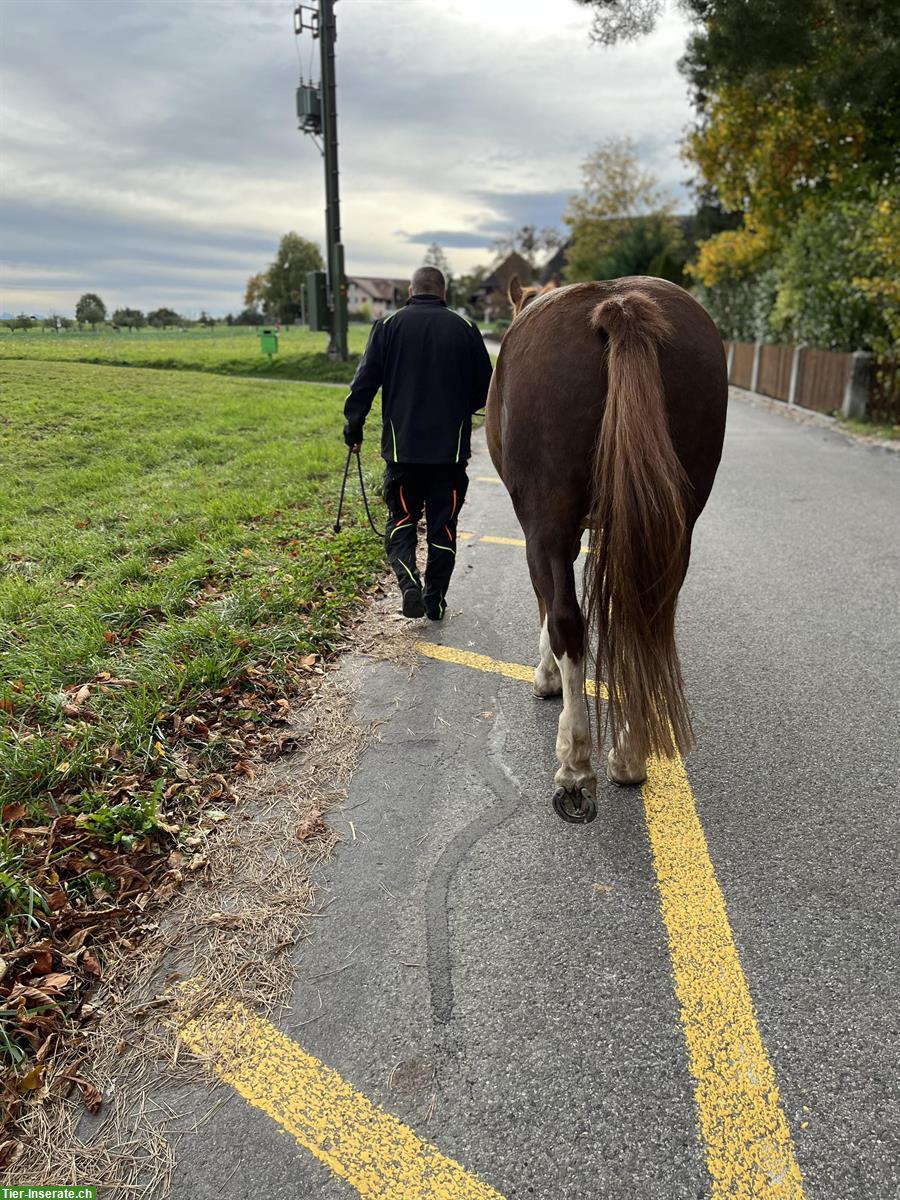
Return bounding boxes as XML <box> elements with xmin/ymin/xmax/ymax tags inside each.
<box><xmin>260</xmin><ymin>327</ymin><xmax>278</xmax><ymax>362</ymax></box>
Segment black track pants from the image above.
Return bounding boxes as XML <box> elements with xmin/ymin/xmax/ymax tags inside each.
<box><xmin>382</xmin><ymin>463</ymin><xmax>469</xmax><ymax>614</ymax></box>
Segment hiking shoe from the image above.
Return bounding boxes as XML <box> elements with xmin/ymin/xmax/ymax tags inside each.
<box><xmin>402</xmin><ymin>588</ymin><xmax>425</xmax><ymax>618</ymax></box>
<box><xmin>424</xmin><ymin>598</ymin><xmax>445</xmax><ymax>621</ymax></box>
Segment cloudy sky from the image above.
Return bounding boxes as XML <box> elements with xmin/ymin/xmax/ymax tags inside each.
<box><xmin>0</xmin><ymin>0</ymin><xmax>694</xmax><ymax>316</ymax></box>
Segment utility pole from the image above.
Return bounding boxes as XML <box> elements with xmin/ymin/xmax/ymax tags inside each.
<box><xmin>294</xmin><ymin>0</ymin><xmax>348</xmax><ymax>361</ymax></box>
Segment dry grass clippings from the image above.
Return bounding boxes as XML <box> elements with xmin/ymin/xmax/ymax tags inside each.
<box><xmin>4</xmin><ymin>670</ymin><xmax>374</xmax><ymax>1195</ymax></box>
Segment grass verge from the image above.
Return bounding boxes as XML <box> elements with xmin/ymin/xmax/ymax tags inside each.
<box><xmin>835</xmin><ymin>415</ymin><xmax>900</xmax><ymax>441</ymax></box>
<box><xmin>0</xmin><ymin>360</ymin><xmax>387</xmax><ymax>1134</ymax></box>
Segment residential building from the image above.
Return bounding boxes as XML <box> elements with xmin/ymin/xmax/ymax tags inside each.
<box><xmin>347</xmin><ymin>276</ymin><xmax>409</xmax><ymax>319</ymax></box>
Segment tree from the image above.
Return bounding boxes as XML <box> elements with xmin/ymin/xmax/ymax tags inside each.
<box><xmin>575</xmin><ymin>1</ymin><xmax>898</xmax><ymax>213</ymax></box>
<box><xmin>112</xmin><ymin>307</ymin><xmax>145</xmax><ymax>330</ymax></box>
<box><xmin>685</xmin><ymin>83</ymin><xmax>864</xmax><ymax>246</ymax></box>
<box><xmin>563</xmin><ymin>137</ymin><xmax>679</xmax><ymax>281</ymax></box>
<box><xmin>455</xmin><ymin>264</ymin><xmax>491</xmax><ymax>315</ymax></box>
<box><xmin>198</xmin><ymin>310</ymin><xmax>215</xmax><ymax>327</ymax></box>
<box><xmin>236</xmin><ymin>307</ymin><xmax>264</xmax><ymax>326</ymax></box>
<box><xmin>75</xmin><ymin>292</ymin><xmax>106</xmax><ymax>329</ymax></box>
<box><xmin>604</xmin><ymin>213</ymin><xmax>685</xmax><ymax>282</ymax></box>
<box><xmin>574</xmin><ymin>0</ymin><xmax>664</xmax><ymax>46</ymax></box>
<box><xmin>577</xmin><ymin>0</ymin><xmax>898</xmax><ymax>171</ymax></box>
<box><xmin>491</xmin><ymin>226</ymin><xmax>561</xmax><ymax>267</ymax></box>
<box><xmin>265</xmin><ymin>233</ymin><xmax>324</xmax><ymax>323</ymax></box>
<box><xmin>423</xmin><ymin>242</ymin><xmax>451</xmax><ymax>278</ymax></box>
<box><xmin>576</xmin><ymin>1</ymin><xmax>898</xmax><ymax>353</ymax></box>
<box><xmin>678</xmin><ymin>1</ymin><xmax>899</xmax><ymax>180</ymax></box>
<box><xmin>244</xmin><ymin>272</ymin><xmax>267</xmax><ymax>314</ymax></box>
<box><xmin>4</xmin><ymin>313</ymin><xmax>36</xmax><ymax>333</ymax></box>
<box><xmin>147</xmin><ymin>307</ymin><xmax>181</xmax><ymax>329</ymax></box>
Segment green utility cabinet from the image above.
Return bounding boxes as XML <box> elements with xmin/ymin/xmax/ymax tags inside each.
<box><xmin>306</xmin><ymin>270</ymin><xmax>330</xmax><ymax>332</ymax></box>
<box><xmin>259</xmin><ymin>327</ymin><xmax>278</xmax><ymax>362</ymax></box>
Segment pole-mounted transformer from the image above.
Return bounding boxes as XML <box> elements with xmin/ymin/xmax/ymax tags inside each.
<box><xmin>294</xmin><ymin>0</ymin><xmax>349</xmax><ymax>361</ymax></box>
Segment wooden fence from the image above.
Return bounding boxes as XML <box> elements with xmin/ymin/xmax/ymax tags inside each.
<box><xmin>730</xmin><ymin>341</ymin><xmax>755</xmax><ymax>390</ymax></box>
<box><xmin>795</xmin><ymin>348</ymin><xmax>852</xmax><ymax>413</ymax></box>
<box><xmin>757</xmin><ymin>344</ymin><xmax>795</xmax><ymax>403</ymax></box>
<box><xmin>723</xmin><ymin>339</ymin><xmax>898</xmax><ymax>424</ymax></box>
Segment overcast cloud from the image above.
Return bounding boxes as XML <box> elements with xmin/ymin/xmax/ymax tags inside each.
<box><xmin>0</xmin><ymin>0</ymin><xmax>694</xmax><ymax>316</ymax></box>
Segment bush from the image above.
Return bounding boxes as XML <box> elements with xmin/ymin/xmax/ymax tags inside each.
<box><xmin>692</xmin><ymin>269</ymin><xmax>778</xmax><ymax>342</ymax></box>
<box><xmin>771</xmin><ymin>192</ymin><xmax>893</xmax><ymax>351</ymax></box>
<box><xmin>691</xmin><ymin>185</ymin><xmax>899</xmax><ymax>352</ymax></box>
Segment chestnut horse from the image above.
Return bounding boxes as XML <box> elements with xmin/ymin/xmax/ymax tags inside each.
<box><xmin>485</xmin><ymin>276</ymin><xmax>727</xmax><ymax>823</ymax></box>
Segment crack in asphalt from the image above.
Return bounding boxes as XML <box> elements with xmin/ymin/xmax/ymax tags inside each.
<box><xmin>425</xmin><ymin>697</ymin><xmax>525</xmax><ymax>1024</ymax></box>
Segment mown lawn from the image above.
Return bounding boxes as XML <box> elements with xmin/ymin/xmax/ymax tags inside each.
<box><xmin>0</xmin><ymin>323</ymin><xmax>371</xmax><ymax>383</ymax></box>
<box><xmin>0</xmin><ymin>359</ymin><xmax>387</xmax><ymax>1081</ymax></box>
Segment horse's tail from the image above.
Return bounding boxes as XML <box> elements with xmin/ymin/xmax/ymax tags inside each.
<box><xmin>584</xmin><ymin>290</ymin><xmax>693</xmax><ymax>763</ymax></box>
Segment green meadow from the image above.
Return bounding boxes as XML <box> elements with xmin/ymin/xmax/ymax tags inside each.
<box><xmin>0</xmin><ymin>323</ymin><xmax>371</xmax><ymax>383</ymax></box>
<box><xmin>1</xmin><ymin>356</ymin><xmax>386</xmax><ymax>841</ymax></box>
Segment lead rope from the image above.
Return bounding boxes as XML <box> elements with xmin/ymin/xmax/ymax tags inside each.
<box><xmin>333</xmin><ymin>448</ymin><xmax>385</xmax><ymax>539</ymax></box>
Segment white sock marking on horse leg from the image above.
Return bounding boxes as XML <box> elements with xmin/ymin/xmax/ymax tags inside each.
<box><xmin>554</xmin><ymin>653</ymin><xmax>595</xmax><ymax>792</ymax></box>
<box><xmin>534</xmin><ymin>616</ymin><xmax>562</xmax><ymax>697</ymax></box>
<box><xmin>607</xmin><ymin>720</ymin><xmax>648</xmax><ymax>785</ymax></box>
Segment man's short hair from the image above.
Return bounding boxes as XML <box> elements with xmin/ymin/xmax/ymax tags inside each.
<box><xmin>411</xmin><ymin>266</ymin><xmax>445</xmax><ymax>296</ymax></box>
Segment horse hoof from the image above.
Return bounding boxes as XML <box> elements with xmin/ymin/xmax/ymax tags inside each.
<box><xmin>532</xmin><ymin>686</ymin><xmax>562</xmax><ymax>700</ymax></box>
<box><xmin>552</xmin><ymin>786</ymin><xmax>597</xmax><ymax>824</ymax></box>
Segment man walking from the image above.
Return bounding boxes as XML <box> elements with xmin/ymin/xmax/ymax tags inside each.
<box><xmin>342</xmin><ymin>266</ymin><xmax>493</xmax><ymax>620</ymax></box>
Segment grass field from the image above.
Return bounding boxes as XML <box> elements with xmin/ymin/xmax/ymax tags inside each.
<box><xmin>0</xmin><ymin>358</ymin><xmax>388</xmax><ymax>1077</ymax></box>
<box><xmin>1</xmin><ymin>358</ymin><xmax>386</xmax><ymax>808</ymax></box>
<box><xmin>0</xmin><ymin>323</ymin><xmax>371</xmax><ymax>383</ymax></box>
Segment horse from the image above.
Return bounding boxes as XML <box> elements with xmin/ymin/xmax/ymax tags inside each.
<box><xmin>484</xmin><ymin>276</ymin><xmax>727</xmax><ymax>823</ymax></box>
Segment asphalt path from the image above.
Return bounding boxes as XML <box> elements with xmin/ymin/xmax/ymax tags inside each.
<box><xmin>166</xmin><ymin>394</ymin><xmax>899</xmax><ymax>1199</ymax></box>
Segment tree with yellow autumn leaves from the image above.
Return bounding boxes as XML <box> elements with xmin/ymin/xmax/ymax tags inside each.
<box><xmin>576</xmin><ymin>0</ymin><xmax>899</xmax><ymax>351</ymax></box>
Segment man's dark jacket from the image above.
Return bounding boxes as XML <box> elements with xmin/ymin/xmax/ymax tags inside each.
<box><xmin>343</xmin><ymin>294</ymin><xmax>493</xmax><ymax>465</ymax></box>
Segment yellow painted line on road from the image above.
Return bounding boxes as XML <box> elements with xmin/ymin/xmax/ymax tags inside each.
<box><xmin>416</xmin><ymin>641</ymin><xmax>533</xmax><ymax>684</ymax></box>
<box><xmin>479</xmin><ymin>534</ymin><xmax>588</xmax><ymax>555</ymax></box>
<box><xmin>479</xmin><ymin>534</ymin><xmax>526</xmax><ymax>547</ymax></box>
<box><xmin>177</xmin><ymin>997</ymin><xmax>505</xmax><ymax>1200</ymax></box>
<box><xmin>643</xmin><ymin>756</ymin><xmax>804</xmax><ymax>1198</ymax></box>
<box><xmin>474</xmin><ymin>476</ymin><xmax>502</xmax><ymax>484</ymax></box>
<box><xmin>415</xmin><ymin>640</ymin><xmax>599</xmax><ymax>697</ymax></box>
<box><xmin>416</xmin><ymin>643</ymin><xmax>805</xmax><ymax>1199</ymax></box>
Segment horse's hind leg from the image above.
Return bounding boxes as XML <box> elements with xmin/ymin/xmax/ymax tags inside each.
<box><xmin>607</xmin><ymin>730</ymin><xmax>647</xmax><ymax>785</ymax></box>
<box><xmin>527</xmin><ymin>538</ymin><xmax>596</xmax><ymax>823</ymax></box>
<box><xmin>532</xmin><ymin>594</ymin><xmax>562</xmax><ymax>699</ymax></box>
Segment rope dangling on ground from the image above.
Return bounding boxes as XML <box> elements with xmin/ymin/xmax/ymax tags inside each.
<box><xmin>333</xmin><ymin>448</ymin><xmax>385</xmax><ymax>538</ymax></box>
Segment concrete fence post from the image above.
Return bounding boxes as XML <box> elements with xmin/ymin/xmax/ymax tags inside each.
<box><xmin>842</xmin><ymin>351</ymin><xmax>873</xmax><ymax>420</ymax></box>
<box><xmin>787</xmin><ymin>344</ymin><xmax>804</xmax><ymax>407</ymax></box>
<box><xmin>726</xmin><ymin>341</ymin><xmax>735</xmax><ymax>383</ymax></box>
<box><xmin>750</xmin><ymin>341</ymin><xmax>763</xmax><ymax>394</ymax></box>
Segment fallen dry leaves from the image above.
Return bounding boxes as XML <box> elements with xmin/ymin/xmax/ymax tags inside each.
<box><xmin>1</xmin><ymin>649</ymin><xmax>327</xmax><ymax>1160</ymax></box>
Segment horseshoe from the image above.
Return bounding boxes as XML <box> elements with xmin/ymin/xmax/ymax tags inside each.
<box><xmin>551</xmin><ymin>786</ymin><xmax>597</xmax><ymax>824</ymax></box>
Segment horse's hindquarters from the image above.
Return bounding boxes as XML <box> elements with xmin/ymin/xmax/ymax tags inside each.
<box><xmin>493</xmin><ymin>277</ymin><xmax>728</xmax><ymax>819</ymax></box>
